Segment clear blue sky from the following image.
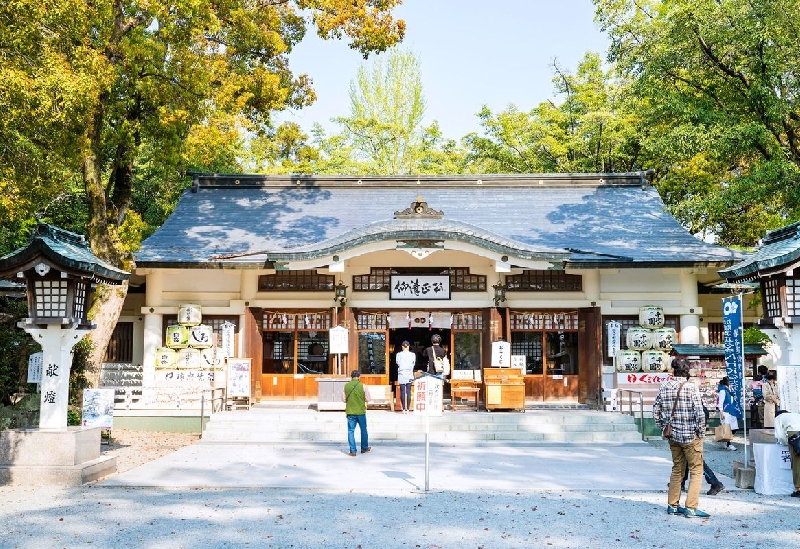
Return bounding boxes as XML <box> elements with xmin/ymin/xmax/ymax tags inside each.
<box><xmin>280</xmin><ymin>0</ymin><xmax>610</xmax><ymax>140</ymax></box>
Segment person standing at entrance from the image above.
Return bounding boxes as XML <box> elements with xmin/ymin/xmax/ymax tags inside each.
<box><xmin>762</xmin><ymin>372</ymin><xmax>780</xmax><ymax>428</ymax></box>
<box><xmin>425</xmin><ymin>334</ymin><xmax>446</xmax><ymax>375</ymax></box>
<box><xmin>653</xmin><ymin>359</ymin><xmax>709</xmax><ymax>518</ymax></box>
<box><xmin>717</xmin><ymin>377</ymin><xmax>739</xmax><ymax>451</ymax></box>
<box><xmin>774</xmin><ymin>410</ymin><xmax>800</xmax><ymax>498</ymax></box>
<box><xmin>343</xmin><ymin>370</ymin><xmax>371</xmax><ymax>457</ymax></box>
<box><xmin>396</xmin><ymin>341</ymin><xmax>416</xmax><ymax>413</ymax></box>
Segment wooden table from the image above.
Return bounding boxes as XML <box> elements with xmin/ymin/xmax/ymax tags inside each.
<box><xmin>450</xmin><ymin>379</ymin><xmax>480</xmax><ymax>411</ymax></box>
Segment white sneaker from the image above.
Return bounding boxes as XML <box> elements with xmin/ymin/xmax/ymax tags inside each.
<box><xmin>725</xmin><ymin>444</ymin><xmax>737</xmax><ymax>451</ymax></box>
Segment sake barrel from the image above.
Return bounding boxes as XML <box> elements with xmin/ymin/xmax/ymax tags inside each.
<box><xmin>200</xmin><ymin>347</ymin><xmax>221</xmax><ymax>369</ymax></box>
<box><xmin>178</xmin><ymin>303</ymin><xmax>202</xmax><ymax>326</ymax></box>
<box><xmin>155</xmin><ymin>347</ymin><xmax>176</xmax><ymax>369</ymax></box>
<box><xmin>642</xmin><ymin>350</ymin><xmax>669</xmax><ymax>373</ymax></box>
<box><xmin>615</xmin><ymin>350</ymin><xmax>641</xmax><ymax>372</ymax></box>
<box><xmin>175</xmin><ymin>347</ymin><xmax>201</xmax><ymax>369</ymax></box>
<box><xmin>189</xmin><ymin>324</ymin><xmax>214</xmax><ymax>348</ymax></box>
<box><xmin>639</xmin><ymin>305</ymin><xmax>665</xmax><ymax>329</ymax></box>
<box><xmin>166</xmin><ymin>324</ymin><xmax>189</xmax><ymax>348</ymax></box>
<box><xmin>653</xmin><ymin>327</ymin><xmax>677</xmax><ymax>350</ymax></box>
<box><xmin>626</xmin><ymin>327</ymin><xmax>653</xmax><ymax>350</ymax></box>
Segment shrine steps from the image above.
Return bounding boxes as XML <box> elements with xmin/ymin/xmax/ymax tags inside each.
<box><xmin>200</xmin><ymin>405</ymin><xmax>644</xmax><ymax>444</ymax></box>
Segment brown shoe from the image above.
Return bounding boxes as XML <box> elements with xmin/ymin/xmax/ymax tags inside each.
<box><xmin>361</xmin><ymin>446</ymin><xmax>372</xmax><ymax>454</ymax></box>
<box><xmin>348</xmin><ymin>452</ymin><xmax>357</xmax><ymax>457</ymax></box>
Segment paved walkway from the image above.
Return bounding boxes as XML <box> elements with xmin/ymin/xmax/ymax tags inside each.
<box><xmin>98</xmin><ymin>439</ymin><xmax>740</xmax><ymax>493</ymax></box>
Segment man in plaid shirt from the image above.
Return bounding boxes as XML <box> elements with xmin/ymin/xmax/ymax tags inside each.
<box><xmin>653</xmin><ymin>358</ymin><xmax>709</xmax><ymax>518</ymax></box>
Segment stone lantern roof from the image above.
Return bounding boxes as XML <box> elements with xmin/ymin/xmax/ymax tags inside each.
<box><xmin>0</xmin><ymin>223</ymin><xmax>129</xmax><ymax>284</ymax></box>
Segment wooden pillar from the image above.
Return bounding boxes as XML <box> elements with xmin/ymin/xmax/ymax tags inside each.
<box><xmin>578</xmin><ymin>306</ymin><xmax>602</xmax><ymax>407</ymax></box>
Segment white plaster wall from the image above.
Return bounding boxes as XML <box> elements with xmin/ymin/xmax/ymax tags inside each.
<box><xmin>600</xmin><ymin>269</ymin><xmax>680</xmax><ymax>294</ymax></box>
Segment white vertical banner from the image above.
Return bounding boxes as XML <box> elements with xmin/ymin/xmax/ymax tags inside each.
<box><xmin>607</xmin><ymin>321</ymin><xmax>621</xmax><ymax>358</ymax></box>
<box><xmin>220</xmin><ymin>322</ymin><xmax>235</xmax><ymax>358</ymax></box>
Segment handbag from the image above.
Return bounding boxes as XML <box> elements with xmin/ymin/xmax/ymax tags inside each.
<box><xmin>662</xmin><ymin>381</ymin><xmax>687</xmax><ymax>440</ymax></box>
<box><xmin>788</xmin><ymin>433</ymin><xmax>800</xmax><ymax>456</ymax></box>
<box><xmin>714</xmin><ymin>423</ymin><xmax>733</xmax><ymax>442</ymax></box>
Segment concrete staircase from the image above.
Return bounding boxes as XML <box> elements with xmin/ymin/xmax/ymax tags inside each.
<box><xmin>200</xmin><ymin>402</ymin><xmax>644</xmax><ymax>444</ymax></box>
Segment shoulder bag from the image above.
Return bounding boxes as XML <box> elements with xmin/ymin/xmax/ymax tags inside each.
<box><xmin>788</xmin><ymin>433</ymin><xmax>800</xmax><ymax>456</ymax></box>
<box><xmin>662</xmin><ymin>381</ymin><xmax>687</xmax><ymax>440</ymax></box>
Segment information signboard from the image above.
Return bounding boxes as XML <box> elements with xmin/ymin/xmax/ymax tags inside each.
<box><xmin>82</xmin><ymin>388</ymin><xmax>115</xmax><ymax>429</ymax></box>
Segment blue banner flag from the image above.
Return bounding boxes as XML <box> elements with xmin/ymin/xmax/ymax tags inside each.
<box><xmin>722</xmin><ymin>296</ymin><xmax>744</xmax><ymax>419</ymax></box>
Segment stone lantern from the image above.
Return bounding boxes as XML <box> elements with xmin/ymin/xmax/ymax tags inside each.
<box><xmin>0</xmin><ymin>223</ymin><xmax>128</xmax><ymax>485</ymax></box>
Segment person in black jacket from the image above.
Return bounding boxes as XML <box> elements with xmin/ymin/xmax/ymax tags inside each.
<box><xmin>425</xmin><ymin>334</ymin><xmax>446</xmax><ymax>375</ymax></box>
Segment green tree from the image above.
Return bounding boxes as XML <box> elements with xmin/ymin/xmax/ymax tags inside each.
<box><xmin>594</xmin><ymin>0</ymin><xmax>800</xmax><ymax>246</ymax></box>
<box><xmin>334</xmin><ymin>48</ymin><xmax>427</xmax><ymax>174</ymax></box>
<box><xmin>1</xmin><ymin>0</ymin><xmax>405</xmax><ymax>384</ymax></box>
<box><xmin>262</xmin><ymin>48</ymin><xmax>468</xmax><ymax>176</ymax></box>
<box><xmin>464</xmin><ymin>53</ymin><xmax>640</xmax><ymax>174</ymax></box>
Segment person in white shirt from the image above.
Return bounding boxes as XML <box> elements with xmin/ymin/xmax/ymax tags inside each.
<box><xmin>774</xmin><ymin>410</ymin><xmax>800</xmax><ymax>498</ymax></box>
<box><xmin>395</xmin><ymin>341</ymin><xmax>416</xmax><ymax>414</ymax></box>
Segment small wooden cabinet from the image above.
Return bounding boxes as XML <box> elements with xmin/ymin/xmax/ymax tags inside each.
<box><xmin>483</xmin><ymin>367</ymin><xmax>525</xmax><ymax>412</ymax></box>
<box><xmin>450</xmin><ymin>379</ymin><xmax>481</xmax><ymax>411</ymax></box>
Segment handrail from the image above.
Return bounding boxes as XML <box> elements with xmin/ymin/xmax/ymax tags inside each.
<box><xmin>617</xmin><ymin>389</ymin><xmax>645</xmax><ymax>441</ymax></box>
<box><xmin>200</xmin><ymin>387</ymin><xmax>227</xmax><ymax>436</ymax></box>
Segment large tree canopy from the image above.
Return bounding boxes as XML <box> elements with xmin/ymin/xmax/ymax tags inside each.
<box><xmin>594</xmin><ymin>0</ymin><xmax>800</xmax><ymax>246</ymax></box>
<box><xmin>0</xmin><ymin>0</ymin><xmax>405</xmax><ymax>256</ymax></box>
<box><xmin>0</xmin><ymin>0</ymin><xmax>405</xmax><ymax>385</ymax></box>
<box><xmin>261</xmin><ymin>47</ymin><xmax>468</xmax><ymax>175</ymax></box>
<box><xmin>463</xmin><ymin>53</ymin><xmax>641</xmax><ymax>174</ymax></box>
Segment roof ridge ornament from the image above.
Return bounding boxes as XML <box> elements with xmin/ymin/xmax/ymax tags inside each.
<box><xmin>395</xmin><ymin>195</ymin><xmax>444</xmax><ymax>219</ymax></box>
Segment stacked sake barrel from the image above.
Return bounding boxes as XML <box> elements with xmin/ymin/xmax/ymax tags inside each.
<box><xmin>616</xmin><ymin>306</ymin><xmax>675</xmax><ymax>373</ymax></box>
<box><xmin>156</xmin><ymin>304</ymin><xmax>219</xmax><ymax>369</ymax></box>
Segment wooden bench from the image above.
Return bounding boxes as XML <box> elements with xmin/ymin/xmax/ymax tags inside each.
<box><xmin>450</xmin><ymin>379</ymin><xmax>480</xmax><ymax>411</ymax></box>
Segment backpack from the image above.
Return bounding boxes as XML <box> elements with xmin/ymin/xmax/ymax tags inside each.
<box><xmin>752</xmin><ymin>380</ymin><xmax>763</xmax><ymax>402</ymax></box>
<box><xmin>433</xmin><ymin>354</ymin><xmax>450</xmax><ymax>376</ymax></box>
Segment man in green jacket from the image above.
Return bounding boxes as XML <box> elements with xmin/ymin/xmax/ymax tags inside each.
<box><xmin>343</xmin><ymin>370</ymin><xmax>371</xmax><ymax>456</ymax></box>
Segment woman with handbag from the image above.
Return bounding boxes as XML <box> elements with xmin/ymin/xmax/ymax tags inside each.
<box><xmin>717</xmin><ymin>377</ymin><xmax>739</xmax><ymax>451</ymax></box>
<box><xmin>762</xmin><ymin>372</ymin><xmax>780</xmax><ymax>428</ymax></box>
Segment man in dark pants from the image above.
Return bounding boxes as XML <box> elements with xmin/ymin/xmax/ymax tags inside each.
<box><xmin>681</xmin><ymin>403</ymin><xmax>724</xmax><ymax>495</ymax></box>
<box><xmin>653</xmin><ymin>358</ymin><xmax>710</xmax><ymax>518</ymax></box>
<box><xmin>681</xmin><ymin>461</ymin><xmax>725</xmax><ymax>495</ymax></box>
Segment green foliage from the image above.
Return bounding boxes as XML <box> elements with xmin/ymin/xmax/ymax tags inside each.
<box><xmin>0</xmin><ymin>297</ymin><xmax>40</xmax><ymax>405</ymax></box>
<box><xmin>263</xmin><ymin>49</ymin><xmax>470</xmax><ymax>176</ymax></box>
<box><xmin>334</xmin><ymin>48</ymin><xmax>427</xmax><ymax>174</ymax></box>
<box><xmin>69</xmin><ymin>338</ymin><xmax>93</xmax><ymax>409</ymax></box>
<box><xmin>464</xmin><ymin>53</ymin><xmax>641</xmax><ymax>174</ymax></box>
<box><xmin>0</xmin><ymin>393</ymin><xmax>40</xmax><ymax>430</ymax></box>
<box><xmin>594</xmin><ymin>0</ymin><xmax>800</xmax><ymax>246</ymax></box>
<box><xmin>743</xmin><ymin>326</ymin><xmax>771</xmax><ymax>346</ymax></box>
<box><xmin>67</xmin><ymin>407</ymin><xmax>81</xmax><ymax>427</ymax></box>
<box><xmin>1</xmin><ymin>0</ymin><xmax>406</xmax><ymax>261</ymax></box>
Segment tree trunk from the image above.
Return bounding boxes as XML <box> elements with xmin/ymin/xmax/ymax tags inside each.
<box><xmin>81</xmin><ymin>104</ymin><xmax>129</xmax><ymax>387</ymax></box>
<box><xmin>84</xmin><ymin>281</ymin><xmax>129</xmax><ymax>387</ymax></box>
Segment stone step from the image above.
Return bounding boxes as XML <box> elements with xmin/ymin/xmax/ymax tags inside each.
<box><xmin>200</xmin><ymin>407</ymin><xmax>644</xmax><ymax>444</ymax></box>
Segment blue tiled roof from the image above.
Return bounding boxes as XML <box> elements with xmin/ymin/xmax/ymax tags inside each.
<box><xmin>719</xmin><ymin>221</ymin><xmax>800</xmax><ymax>280</ymax></box>
<box><xmin>671</xmin><ymin>344</ymin><xmax>766</xmax><ymax>356</ymax></box>
<box><xmin>135</xmin><ymin>173</ymin><xmax>744</xmax><ymax>268</ymax></box>
<box><xmin>0</xmin><ymin>223</ymin><xmax>129</xmax><ymax>284</ymax></box>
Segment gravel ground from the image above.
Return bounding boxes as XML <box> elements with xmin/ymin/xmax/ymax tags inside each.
<box><xmin>2</xmin><ymin>428</ymin><xmax>798</xmax><ymax>549</ymax></box>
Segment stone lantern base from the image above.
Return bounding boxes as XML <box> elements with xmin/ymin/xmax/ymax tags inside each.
<box><xmin>0</xmin><ymin>427</ymin><xmax>116</xmax><ymax>486</ymax></box>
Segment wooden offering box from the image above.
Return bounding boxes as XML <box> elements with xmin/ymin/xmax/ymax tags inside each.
<box><xmin>483</xmin><ymin>367</ymin><xmax>525</xmax><ymax>412</ymax></box>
